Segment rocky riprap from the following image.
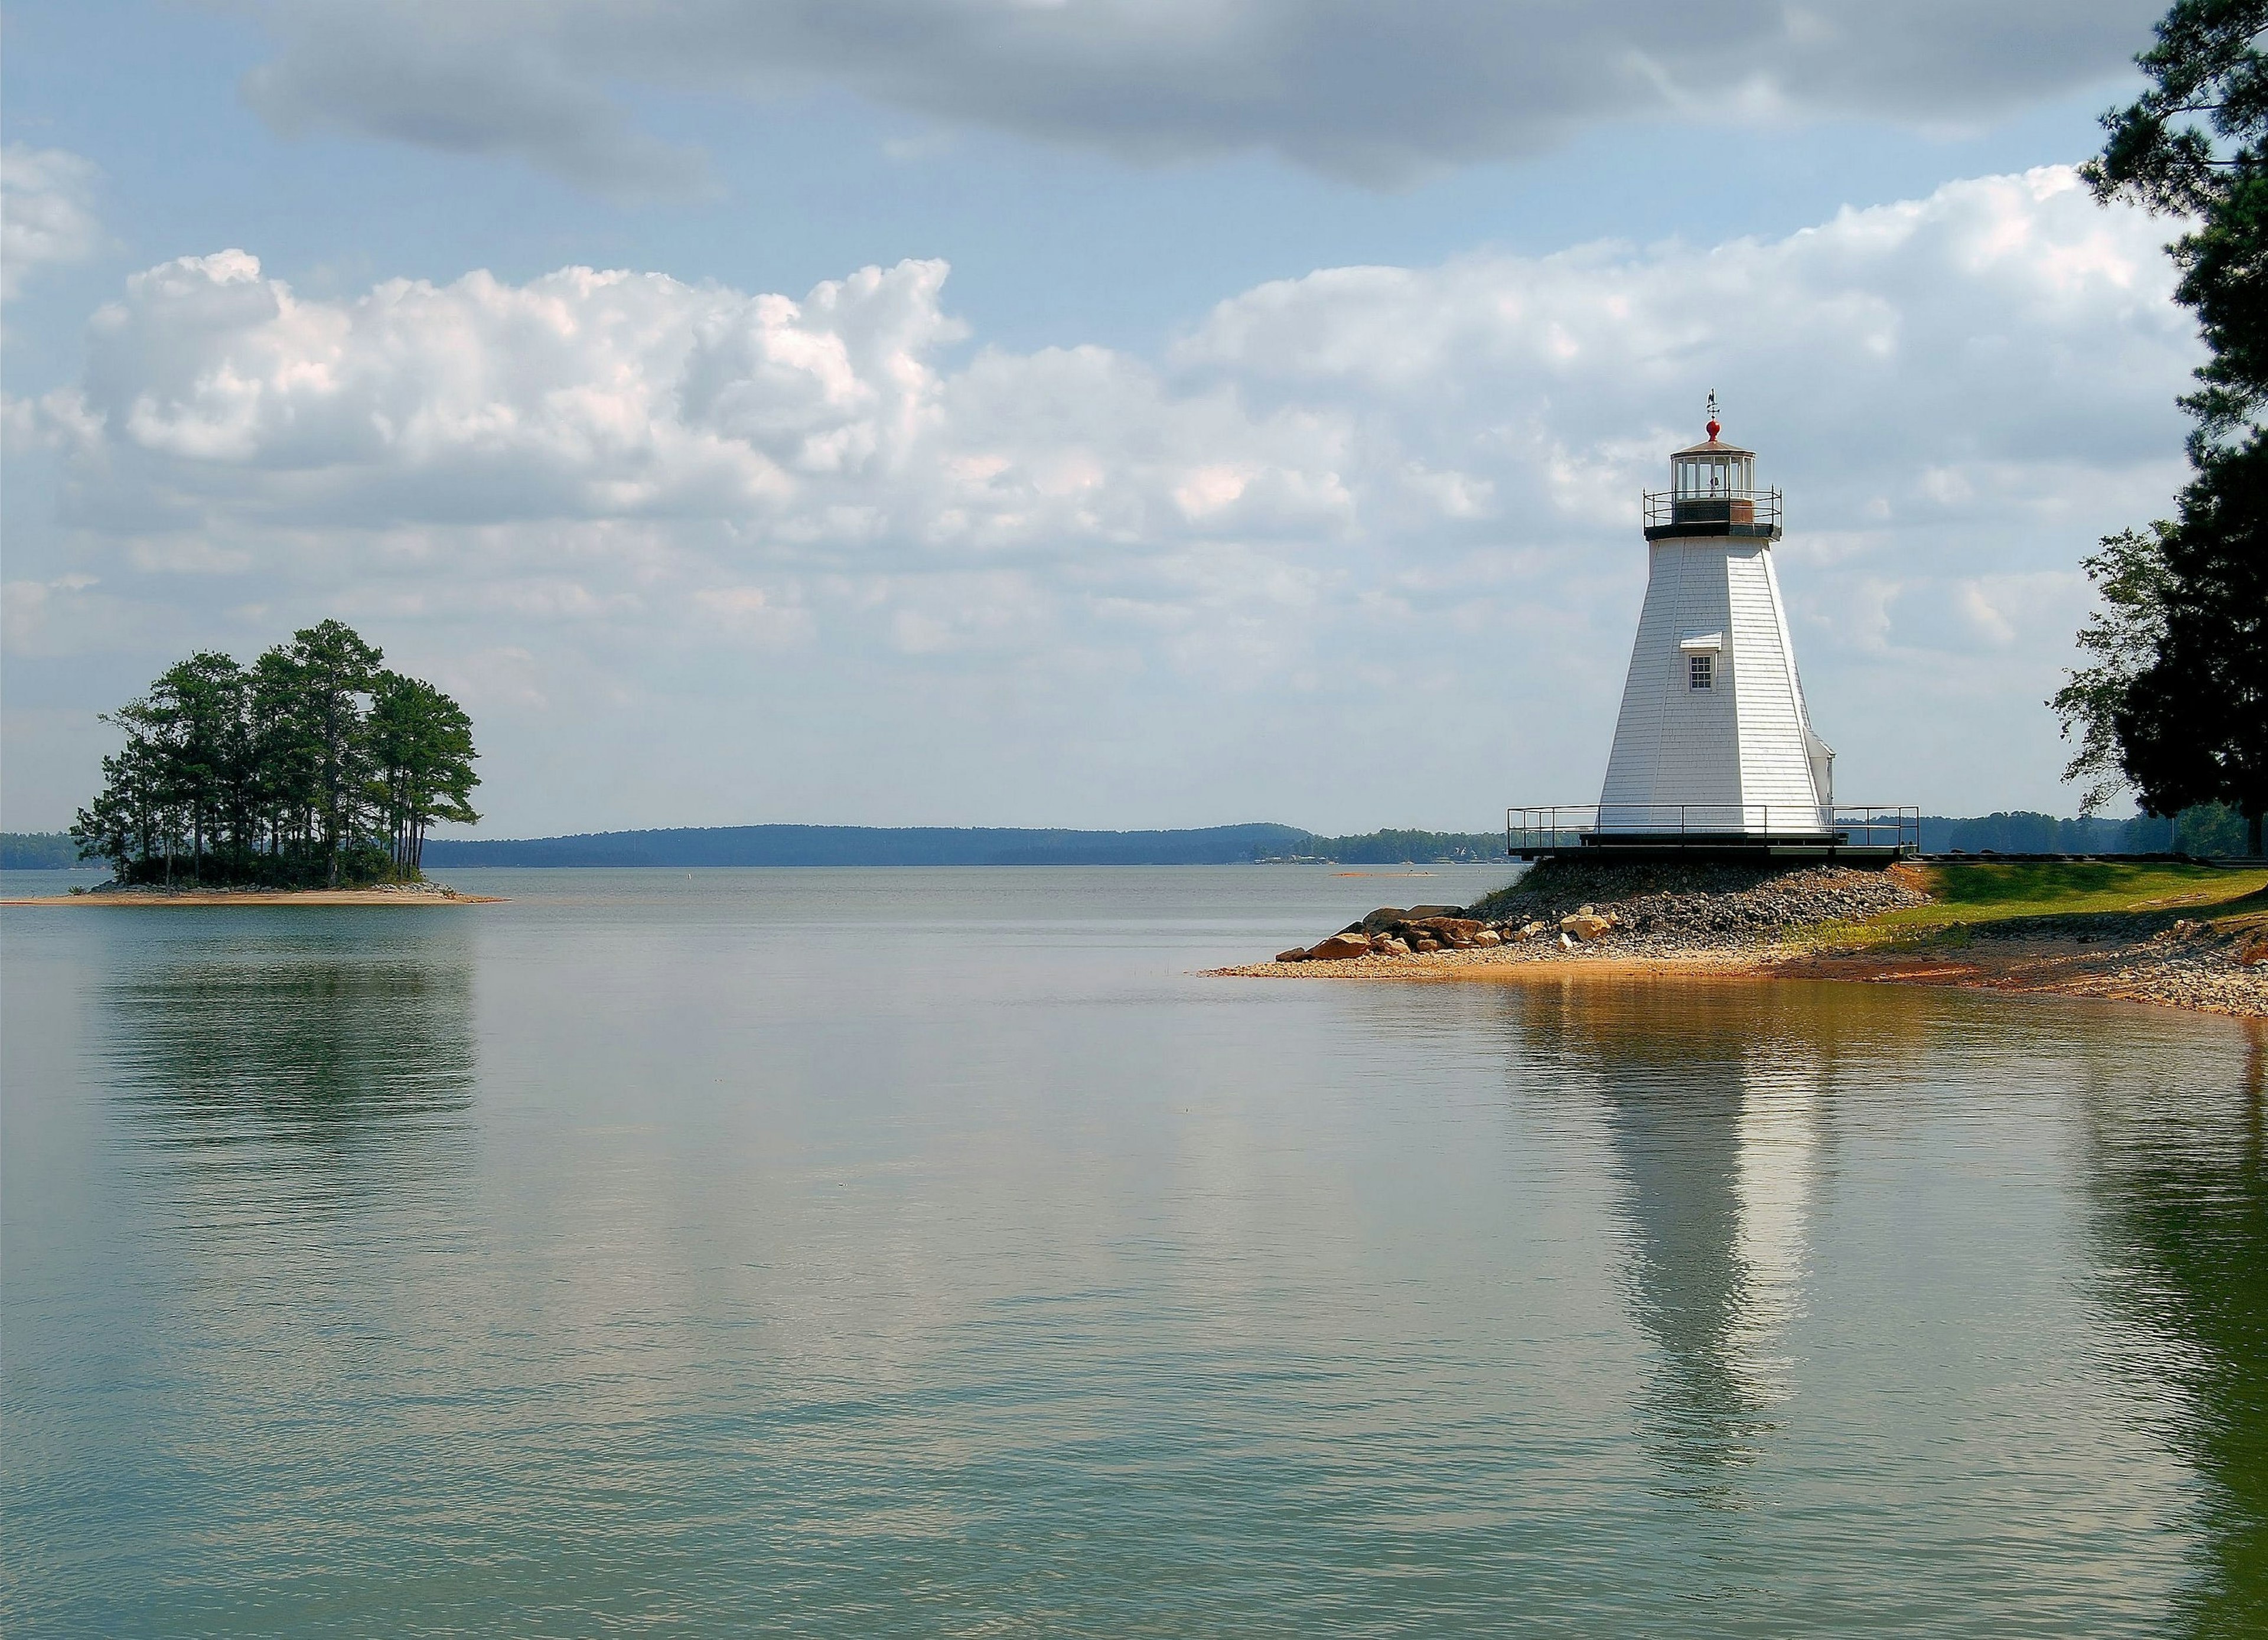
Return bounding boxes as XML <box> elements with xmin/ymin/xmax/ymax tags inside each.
<box><xmin>1465</xmin><ymin>859</ymin><xmax>1928</xmax><ymax>953</ymax></box>
<box><xmin>1979</xmin><ymin>916</ymin><xmax>2268</xmax><ymax>1016</ymax></box>
<box><xmin>1262</xmin><ymin>860</ymin><xmax>1927</xmax><ymax>967</ymax></box>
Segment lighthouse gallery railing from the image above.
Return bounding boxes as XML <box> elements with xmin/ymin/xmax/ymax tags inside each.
<box><xmin>1641</xmin><ymin>488</ymin><xmax>1783</xmax><ymax>531</ymax></box>
<box><xmin>1506</xmin><ymin>804</ymin><xmax>1920</xmax><ymax>855</ymax></box>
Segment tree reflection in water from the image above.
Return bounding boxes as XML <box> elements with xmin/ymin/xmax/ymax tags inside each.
<box><xmin>2086</xmin><ymin>1016</ymin><xmax>2268</xmax><ymax>1640</ymax></box>
<box><xmin>100</xmin><ymin>934</ymin><xmax>476</xmax><ymax>1222</ymax></box>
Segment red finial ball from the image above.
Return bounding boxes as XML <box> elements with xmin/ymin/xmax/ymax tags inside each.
<box><xmin>1706</xmin><ymin>419</ymin><xmax>1720</xmax><ymax>440</ymax></box>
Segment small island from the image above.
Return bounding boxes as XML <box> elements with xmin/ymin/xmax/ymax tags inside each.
<box><xmin>24</xmin><ymin>620</ymin><xmax>491</xmax><ymax>905</ymax></box>
<box><xmin>1213</xmin><ymin>858</ymin><xmax>2268</xmax><ymax>1018</ymax></box>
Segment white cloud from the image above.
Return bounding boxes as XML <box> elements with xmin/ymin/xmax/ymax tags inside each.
<box><xmin>5</xmin><ymin>167</ymin><xmax>2204</xmax><ymax>829</ymax></box>
<box><xmin>2</xmin><ymin>145</ymin><xmax>102</xmax><ymax>302</ymax></box>
<box><xmin>233</xmin><ymin>0</ymin><xmax>2162</xmax><ymax>193</ymax></box>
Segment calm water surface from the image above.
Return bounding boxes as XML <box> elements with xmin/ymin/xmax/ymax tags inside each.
<box><xmin>5</xmin><ymin>866</ymin><xmax>2266</xmax><ymax>1636</ymax></box>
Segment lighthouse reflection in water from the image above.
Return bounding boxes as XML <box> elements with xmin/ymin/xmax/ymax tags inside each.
<box><xmin>1614</xmin><ymin>1004</ymin><xmax>1817</xmax><ymax>1476</ymax></box>
<box><xmin>1493</xmin><ymin>977</ymin><xmax>1857</xmax><ymax>1486</ymax></box>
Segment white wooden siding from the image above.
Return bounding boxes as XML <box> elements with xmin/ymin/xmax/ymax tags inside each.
<box><xmin>1598</xmin><ymin>537</ymin><xmax>1826</xmax><ymax>832</ymax></box>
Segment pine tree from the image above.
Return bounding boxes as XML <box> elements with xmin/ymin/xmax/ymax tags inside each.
<box><xmin>366</xmin><ymin>671</ymin><xmax>481</xmax><ymax>879</ymax></box>
<box><xmin>2070</xmin><ymin>1</ymin><xmax>2268</xmax><ymax>854</ymax></box>
<box><xmin>283</xmin><ymin>621</ymin><xmax>384</xmax><ymax>886</ymax></box>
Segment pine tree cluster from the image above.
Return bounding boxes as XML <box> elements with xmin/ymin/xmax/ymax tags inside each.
<box><xmin>73</xmin><ymin>620</ymin><xmax>479</xmax><ymax>888</ymax></box>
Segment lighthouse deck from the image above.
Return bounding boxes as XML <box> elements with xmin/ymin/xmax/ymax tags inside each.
<box><xmin>1641</xmin><ymin>488</ymin><xmax>1783</xmax><ymax>541</ymax></box>
<box><xmin>1507</xmin><ymin>805</ymin><xmax>1920</xmax><ymax>864</ymax></box>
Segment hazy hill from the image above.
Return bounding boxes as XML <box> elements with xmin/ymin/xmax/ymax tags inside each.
<box><xmin>419</xmin><ymin>823</ymin><xmax>1318</xmax><ymax>868</ymax></box>
<box><xmin>6</xmin><ymin>807</ymin><xmax>2250</xmax><ymax>869</ymax></box>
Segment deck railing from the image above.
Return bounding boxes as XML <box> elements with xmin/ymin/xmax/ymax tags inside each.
<box><xmin>1506</xmin><ymin>804</ymin><xmax>1920</xmax><ymax>856</ymax></box>
<box><xmin>1641</xmin><ymin>488</ymin><xmax>1782</xmax><ymax>532</ymax></box>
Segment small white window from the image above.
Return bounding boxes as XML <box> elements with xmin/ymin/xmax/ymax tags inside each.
<box><xmin>1689</xmin><ymin>653</ymin><xmax>1714</xmax><ymax>690</ymax></box>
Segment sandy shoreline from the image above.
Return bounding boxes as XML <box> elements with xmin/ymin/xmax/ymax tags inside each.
<box><xmin>2</xmin><ymin>887</ymin><xmax>501</xmax><ymax>907</ymax></box>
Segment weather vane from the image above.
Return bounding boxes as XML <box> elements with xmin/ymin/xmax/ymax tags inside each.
<box><xmin>1706</xmin><ymin>390</ymin><xmax>1720</xmax><ymax>441</ymax></box>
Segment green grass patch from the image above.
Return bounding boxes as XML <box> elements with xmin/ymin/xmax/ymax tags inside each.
<box><xmin>1816</xmin><ymin>862</ymin><xmax>2268</xmax><ymax>951</ymax></box>
<box><xmin>1920</xmin><ymin>861</ymin><xmax>2263</xmax><ymax>917</ymax></box>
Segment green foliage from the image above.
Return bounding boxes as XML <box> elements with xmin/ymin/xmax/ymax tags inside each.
<box><xmin>2049</xmin><ymin>525</ymin><xmax>2177</xmax><ymax>816</ymax></box>
<box><xmin>366</xmin><ymin>672</ymin><xmax>481</xmax><ymax>879</ymax></box>
<box><xmin>2111</xmin><ymin>442</ymin><xmax>2268</xmax><ymax>846</ymax></box>
<box><xmin>2084</xmin><ymin>0</ymin><xmax>2268</xmax><ymax>449</ymax></box>
<box><xmin>0</xmin><ymin>833</ymin><xmax>82</xmax><ymax>869</ymax></box>
<box><xmin>1939</xmin><ymin>811</ymin><xmax>2129</xmax><ymax>852</ymax></box>
<box><xmin>2071</xmin><ymin>3</ymin><xmax>2268</xmax><ymax>852</ymax></box>
<box><xmin>72</xmin><ymin>622</ymin><xmax>480</xmax><ymax>888</ymax></box>
<box><xmin>1283</xmin><ymin>829</ymin><xmax>1505</xmax><ymax>863</ymax></box>
<box><xmin>2122</xmin><ymin>800</ymin><xmax>2256</xmax><ymax>853</ymax></box>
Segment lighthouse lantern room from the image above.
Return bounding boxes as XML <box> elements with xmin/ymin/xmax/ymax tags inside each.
<box><xmin>1508</xmin><ymin>397</ymin><xmax>1917</xmax><ymax>860</ymax></box>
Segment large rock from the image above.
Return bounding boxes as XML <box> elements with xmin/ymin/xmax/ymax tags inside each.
<box><xmin>1275</xmin><ymin>947</ymin><xmax>1311</xmax><ymax>963</ymax></box>
<box><xmin>1360</xmin><ymin>907</ymin><xmax>1408</xmax><ymax>932</ymax></box>
<box><xmin>1308</xmin><ymin>932</ymin><xmax>1374</xmax><ymax>960</ymax></box>
<box><xmin>1559</xmin><ymin>912</ymin><xmax>1615</xmax><ymax>941</ymax></box>
<box><xmin>1374</xmin><ymin>935</ymin><xmax>1412</xmax><ymax>957</ymax></box>
<box><xmin>1405</xmin><ymin>904</ymin><xmax>1465</xmax><ymax>920</ymax></box>
<box><xmin>1409</xmin><ymin>915</ymin><xmax>1487</xmax><ymax>948</ymax></box>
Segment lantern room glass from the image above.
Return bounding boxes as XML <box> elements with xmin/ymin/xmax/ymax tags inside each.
<box><xmin>1672</xmin><ymin>452</ymin><xmax>1754</xmax><ymax>497</ymax></box>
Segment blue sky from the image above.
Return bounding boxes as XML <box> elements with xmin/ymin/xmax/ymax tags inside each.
<box><xmin>1</xmin><ymin>0</ymin><xmax>2197</xmax><ymax>834</ymax></box>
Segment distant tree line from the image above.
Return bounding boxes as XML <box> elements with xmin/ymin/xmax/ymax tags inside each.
<box><xmin>0</xmin><ymin>833</ymin><xmax>83</xmax><ymax>869</ymax></box>
<box><xmin>2061</xmin><ymin>4</ymin><xmax>2268</xmax><ymax>856</ymax></box>
<box><xmin>1281</xmin><ymin>829</ymin><xmax>1505</xmax><ymax>863</ymax></box>
<box><xmin>71</xmin><ymin>620</ymin><xmax>478</xmax><ymax>888</ymax></box>
<box><xmin>12</xmin><ymin>807</ymin><xmax>2251</xmax><ymax>876</ymax></box>
<box><xmin>1933</xmin><ymin>807</ymin><xmax>2250</xmax><ymax>855</ymax></box>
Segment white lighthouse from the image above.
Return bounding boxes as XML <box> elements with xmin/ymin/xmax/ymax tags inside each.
<box><xmin>1508</xmin><ymin>402</ymin><xmax>1914</xmax><ymax>860</ymax></box>
<box><xmin>1595</xmin><ymin>399</ymin><xmax>1833</xmax><ymax>839</ymax></box>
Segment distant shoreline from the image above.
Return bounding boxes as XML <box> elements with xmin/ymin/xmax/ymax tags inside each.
<box><xmin>2</xmin><ymin>813</ymin><xmax>2201</xmax><ymax>872</ymax></box>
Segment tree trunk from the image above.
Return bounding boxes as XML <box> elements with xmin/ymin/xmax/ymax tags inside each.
<box><xmin>2251</xmin><ymin>807</ymin><xmax>2264</xmax><ymax>858</ymax></box>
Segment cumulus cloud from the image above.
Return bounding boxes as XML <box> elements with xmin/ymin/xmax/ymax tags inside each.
<box><xmin>8</xmin><ymin>167</ymin><xmax>2203</xmax><ymax>827</ymax></box>
<box><xmin>2</xmin><ymin>145</ymin><xmax>103</xmax><ymax>301</ymax></box>
<box><xmin>233</xmin><ymin>0</ymin><xmax>2162</xmax><ymax>193</ymax></box>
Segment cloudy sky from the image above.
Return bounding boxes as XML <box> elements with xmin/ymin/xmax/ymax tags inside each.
<box><xmin>1</xmin><ymin>1</ymin><xmax>2195</xmax><ymax>836</ymax></box>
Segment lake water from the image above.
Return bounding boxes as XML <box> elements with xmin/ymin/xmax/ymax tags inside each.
<box><xmin>4</xmin><ymin>865</ymin><xmax>2265</xmax><ymax>1637</ymax></box>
